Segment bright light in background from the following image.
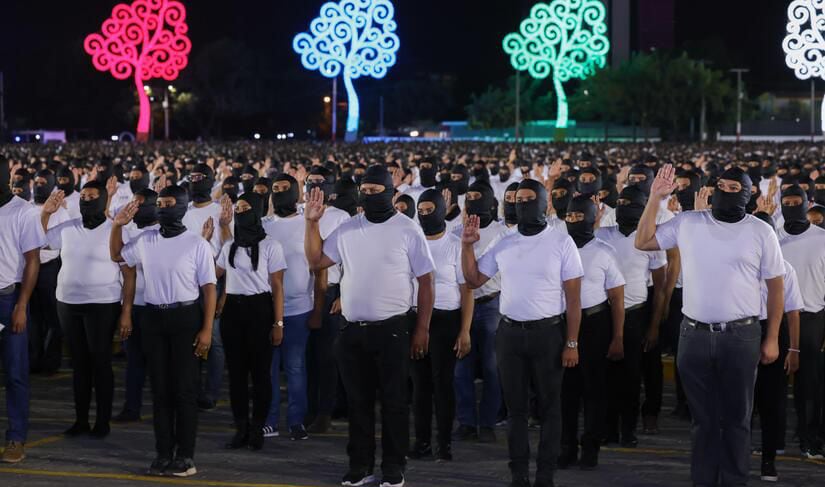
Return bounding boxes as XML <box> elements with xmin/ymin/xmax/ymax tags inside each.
<box><xmin>287</xmin><ymin>132</ymin><xmax>294</xmax><ymax>138</ymax></box>
<box><xmin>168</xmin><ymin>85</ymin><xmax>176</xmax><ymax>93</ymax></box>
<box><xmin>409</xmin><ymin>130</ymin><xmax>420</xmax><ymax>137</ymax></box>
<box><xmin>323</xmin><ymin>96</ymin><xmax>331</xmax><ymax>104</ymax></box>
<box><xmin>14</xmin><ymin>136</ymin><xmax>21</xmax><ymax>143</ymax></box>
<box><xmin>253</xmin><ymin>133</ymin><xmax>261</xmax><ymax>140</ymax></box>
<box><xmin>111</xmin><ymin>135</ymin><xmax>119</xmax><ymax>141</ymax></box>
<box><xmin>35</xmin><ymin>134</ymin><xmax>41</xmax><ymax>140</ymax></box>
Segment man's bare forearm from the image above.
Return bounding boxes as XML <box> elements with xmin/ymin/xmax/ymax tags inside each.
<box><xmin>17</xmin><ymin>250</ymin><xmax>40</xmax><ymax>309</ymax></box>
<box><xmin>304</xmin><ymin>220</ymin><xmax>323</xmax><ymax>270</ymax></box>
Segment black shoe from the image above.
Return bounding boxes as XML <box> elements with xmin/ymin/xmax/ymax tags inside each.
<box><xmin>112</xmin><ymin>410</ymin><xmax>141</xmax><ymax>423</ymax></box>
<box><xmin>225</xmin><ymin>427</ymin><xmax>249</xmax><ymax>449</ymax></box>
<box><xmin>379</xmin><ymin>473</ymin><xmax>404</xmax><ymax>487</ymax></box>
<box><xmin>341</xmin><ymin>469</ymin><xmax>376</xmax><ymax>486</ymax></box>
<box><xmin>147</xmin><ymin>457</ymin><xmax>172</xmax><ymax>476</ymax></box>
<box><xmin>307</xmin><ymin>414</ymin><xmax>332</xmax><ymax>434</ymax></box>
<box><xmin>248</xmin><ymin>425</ymin><xmax>264</xmax><ymax>451</ymax></box>
<box><xmin>64</xmin><ymin>421</ymin><xmax>91</xmax><ymax>437</ymax></box>
<box><xmin>620</xmin><ymin>432</ymin><xmax>638</xmax><ymax>448</ymax></box>
<box><xmin>509</xmin><ymin>474</ymin><xmax>531</xmax><ymax>487</ymax></box>
<box><xmin>452</xmin><ymin>424</ymin><xmax>478</xmax><ymax>441</ymax></box>
<box><xmin>557</xmin><ymin>445</ymin><xmax>578</xmax><ymax>469</ymax></box>
<box><xmin>90</xmin><ymin>422</ymin><xmax>110</xmax><ymax>439</ymax></box>
<box><xmin>289</xmin><ymin>424</ymin><xmax>309</xmax><ymax>441</ymax></box>
<box><xmin>534</xmin><ymin>479</ymin><xmax>555</xmax><ymax>487</ymax></box>
<box><xmin>197</xmin><ymin>398</ymin><xmax>216</xmax><ymax>411</ymax></box>
<box><xmin>406</xmin><ymin>441</ymin><xmax>432</xmax><ymax>459</ymax></box>
<box><xmin>760</xmin><ymin>460</ymin><xmax>778</xmax><ymax>482</ymax></box>
<box><xmin>478</xmin><ymin>426</ymin><xmax>496</xmax><ymax>443</ymax></box>
<box><xmin>167</xmin><ymin>457</ymin><xmax>197</xmax><ymax>477</ymax></box>
<box><xmin>435</xmin><ymin>443</ymin><xmax>452</xmax><ymax>462</ymax></box>
<box><xmin>579</xmin><ymin>448</ymin><xmax>598</xmax><ymax>470</ymax></box>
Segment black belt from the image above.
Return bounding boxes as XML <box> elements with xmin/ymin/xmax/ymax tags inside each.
<box><xmin>475</xmin><ymin>292</ymin><xmax>500</xmax><ymax>305</ymax></box>
<box><xmin>801</xmin><ymin>309</ymin><xmax>824</xmax><ymax>317</ymax></box>
<box><xmin>626</xmin><ymin>302</ymin><xmax>646</xmax><ymax>312</ymax></box>
<box><xmin>345</xmin><ymin>312</ymin><xmax>409</xmax><ymax>328</ymax></box>
<box><xmin>502</xmin><ymin>315</ymin><xmax>562</xmax><ymax>329</ymax></box>
<box><xmin>327</xmin><ymin>283</ymin><xmax>340</xmax><ymax>289</ymax></box>
<box><xmin>146</xmin><ymin>300</ymin><xmax>198</xmax><ymax>310</ymax></box>
<box><xmin>685</xmin><ymin>316</ymin><xmax>757</xmax><ymax>333</ymax></box>
<box><xmin>583</xmin><ymin>302</ymin><xmax>609</xmax><ymax>317</ymax></box>
<box><xmin>0</xmin><ymin>284</ymin><xmax>16</xmax><ymax>296</ymax></box>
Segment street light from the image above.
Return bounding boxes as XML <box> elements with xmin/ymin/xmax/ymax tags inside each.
<box><xmin>323</xmin><ymin>96</ymin><xmax>331</xmax><ymax>104</ymax></box>
<box><xmin>729</xmin><ymin>68</ymin><xmax>749</xmax><ymax>143</ymax></box>
<box><xmin>253</xmin><ymin>133</ymin><xmax>261</xmax><ymax>140</ymax></box>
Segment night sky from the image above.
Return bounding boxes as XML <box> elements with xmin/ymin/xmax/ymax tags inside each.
<box><xmin>0</xmin><ymin>0</ymin><xmax>802</xmax><ymax>136</ymax></box>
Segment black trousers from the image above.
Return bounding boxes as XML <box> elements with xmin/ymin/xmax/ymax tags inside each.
<box><xmin>497</xmin><ymin>318</ymin><xmax>565</xmax><ymax>483</ymax></box>
<box><xmin>412</xmin><ymin>308</ymin><xmax>461</xmax><ymax>448</ymax></box>
<box><xmin>56</xmin><ymin>301</ymin><xmax>120</xmax><ymax>425</ymax></box>
<box><xmin>664</xmin><ymin>289</ymin><xmax>688</xmax><ymax>408</ymax></box>
<box><xmin>335</xmin><ymin>315</ymin><xmax>411</xmax><ymax>475</ymax></box>
<box><xmin>642</xmin><ymin>287</ymin><xmax>663</xmax><ymax>418</ymax></box>
<box><xmin>29</xmin><ymin>258</ymin><xmax>62</xmax><ymax>373</ymax></box>
<box><xmin>307</xmin><ymin>284</ymin><xmax>341</xmax><ymax>418</ymax></box>
<box><xmin>561</xmin><ymin>306</ymin><xmax>612</xmax><ymax>453</ymax></box>
<box><xmin>142</xmin><ymin>304</ymin><xmax>202</xmax><ymax>459</ymax></box>
<box><xmin>794</xmin><ymin>310</ymin><xmax>825</xmax><ymax>450</ymax></box>
<box><xmin>754</xmin><ymin>319</ymin><xmax>790</xmax><ymax>462</ymax></box>
<box><xmin>606</xmin><ymin>305</ymin><xmax>645</xmax><ymax>437</ymax></box>
<box><xmin>221</xmin><ymin>293</ymin><xmax>274</xmax><ymax>428</ymax></box>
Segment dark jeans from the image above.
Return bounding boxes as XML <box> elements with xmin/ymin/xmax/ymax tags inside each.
<box><xmin>199</xmin><ymin>279</ymin><xmax>224</xmax><ymax>403</ymax></box>
<box><xmin>335</xmin><ymin>314</ymin><xmax>411</xmax><ymax>475</ymax></box>
<box><xmin>678</xmin><ymin>317</ymin><xmax>761</xmax><ymax>486</ymax></box>
<box><xmin>122</xmin><ymin>305</ymin><xmax>147</xmax><ymax>416</ymax></box>
<box><xmin>307</xmin><ymin>284</ymin><xmax>341</xmax><ymax>418</ymax></box>
<box><xmin>56</xmin><ymin>301</ymin><xmax>120</xmax><ymax>425</ymax></box>
<box><xmin>28</xmin><ymin>258</ymin><xmax>62</xmax><ymax>373</ymax></box>
<box><xmin>221</xmin><ymin>293</ymin><xmax>274</xmax><ymax>428</ymax></box>
<box><xmin>606</xmin><ymin>305</ymin><xmax>645</xmax><ymax>437</ymax></box>
<box><xmin>561</xmin><ymin>306</ymin><xmax>611</xmax><ymax>453</ymax></box>
<box><xmin>642</xmin><ymin>287</ymin><xmax>663</xmax><ymax>418</ymax></box>
<box><xmin>794</xmin><ymin>310</ymin><xmax>825</xmax><ymax>450</ymax></box>
<box><xmin>497</xmin><ymin>317</ymin><xmax>565</xmax><ymax>483</ymax></box>
<box><xmin>754</xmin><ymin>319</ymin><xmax>789</xmax><ymax>462</ymax></box>
<box><xmin>142</xmin><ymin>304</ymin><xmax>202</xmax><ymax>459</ymax></box>
<box><xmin>412</xmin><ymin>308</ymin><xmax>461</xmax><ymax>447</ymax></box>
<box><xmin>665</xmin><ymin>289</ymin><xmax>688</xmax><ymax>408</ymax></box>
<box><xmin>0</xmin><ymin>289</ymin><xmax>29</xmax><ymax>442</ymax></box>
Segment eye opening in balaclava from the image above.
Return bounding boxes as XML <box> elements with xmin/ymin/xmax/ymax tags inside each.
<box><xmin>566</xmin><ymin>194</ymin><xmax>597</xmax><ymax>248</ymax></box>
<box><xmin>781</xmin><ymin>184</ymin><xmax>811</xmax><ymax>235</ymax></box>
<box><xmin>418</xmin><ymin>188</ymin><xmax>447</xmax><ymax>236</ymax></box>
<box><xmin>710</xmin><ymin>167</ymin><xmax>751</xmax><ymax>224</ymax></box>
<box><xmin>516</xmin><ymin>178</ymin><xmax>548</xmax><ymax>237</ymax></box>
<box><xmin>465</xmin><ymin>181</ymin><xmax>495</xmax><ymax>228</ymax></box>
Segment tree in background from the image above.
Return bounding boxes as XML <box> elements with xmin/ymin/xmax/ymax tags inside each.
<box><xmin>465</xmin><ymin>75</ymin><xmax>554</xmax><ymax>129</ymax></box>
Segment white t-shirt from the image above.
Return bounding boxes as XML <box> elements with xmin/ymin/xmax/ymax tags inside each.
<box><xmin>778</xmin><ymin>225</ymin><xmax>825</xmax><ymax>313</ymax></box>
<box><xmin>655</xmin><ymin>210</ymin><xmax>785</xmax><ymax>323</ymax></box>
<box><xmin>760</xmin><ymin>260</ymin><xmax>805</xmax><ymax>320</ymax></box>
<box><xmin>478</xmin><ymin>226</ymin><xmax>584</xmax><ymax>321</ymax></box>
<box><xmin>425</xmin><ymin>232</ymin><xmax>464</xmax><ymax>311</ymax></box>
<box><xmin>122</xmin><ymin>230</ymin><xmax>217</xmax><ymax>306</ymax></box>
<box><xmin>599</xmin><ymin>205</ymin><xmax>616</xmax><ymax>228</ymax></box>
<box><xmin>37</xmin><ymin>203</ymin><xmax>70</xmax><ymax>264</ymax></box>
<box><xmin>262</xmin><ymin>215</ymin><xmax>315</xmax><ymax>316</ymax></box>
<box><xmin>577</xmin><ymin>238</ymin><xmax>626</xmax><ymax>309</ymax></box>
<box><xmin>452</xmin><ymin>220</ymin><xmax>509</xmax><ymax>298</ymax></box>
<box><xmin>595</xmin><ymin>227</ymin><xmax>666</xmax><ymax>307</ymax></box>
<box><xmin>63</xmin><ymin>191</ymin><xmax>82</xmax><ymax>220</ymax></box>
<box><xmin>319</xmin><ymin>206</ymin><xmax>351</xmax><ymax>285</ymax></box>
<box><xmin>547</xmin><ymin>217</ymin><xmax>568</xmax><ymax>235</ymax></box>
<box><xmin>110</xmin><ymin>182</ymin><xmax>133</xmax><ymax>216</ymax></box>
<box><xmin>323</xmin><ymin>212</ymin><xmax>435</xmax><ymax>322</ymax></box>
<box><xmin>217</xmin><ymin>237</ymin><xmax>287</xmax><ymax>296</ymax></box>
<box><xmin>123</xmin><ymin>223</ymin><xmax>160</xmax><ymax>306</ymax></box>
<box><xmin>182</xmin><ymin>202</ymin><xmax>224</xmax><ymax>257</ymax></box>
<box><xmin>0</xmin><ymin>196</ymin><xmax>45</xmax><ymax>288</ymax></box>
<box><xmin>47</xmin><ymin>219</ymin><xmax>122</xmax><ymax>304</ymax></box>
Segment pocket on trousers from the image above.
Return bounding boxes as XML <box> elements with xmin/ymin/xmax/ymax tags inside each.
<box><xmin>679</xmin><ymin>321</ymin><xmax>694</xmax><ymax>339</ymax></box>
<box><xmin>731</xmin><ymin>324</ymin><xmax>761</xmax><ymax>342</ymax></box>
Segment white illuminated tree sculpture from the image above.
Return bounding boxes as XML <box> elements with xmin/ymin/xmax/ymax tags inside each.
<box><xmin>783</xmin><ymin>0</ymin><xmax>825</xmax><ymax>132</ymax></box>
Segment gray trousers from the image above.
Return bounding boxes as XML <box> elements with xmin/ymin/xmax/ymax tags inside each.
<box><xmin>677</xmin><ymin>318</ymin><xmax>761</xmax><ymax>487</ymax></box>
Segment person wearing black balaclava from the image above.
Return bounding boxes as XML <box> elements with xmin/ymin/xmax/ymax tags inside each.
<box><xmin>112</xmin><ymin>188</ymin><xmax>159</xmax><ymax>424</ymax></box>
<box><xmin>814</xmin><ymin>175</ymin><xmax>825</xmax><ymax>207</ymax></box>
<box><xmin>221</xmin><ymin>176</ymin><xmax>241</xmax><ymax>204</ymax></box>
<box><xmin>776</xmin><ymin>184</ymin><xmax>825</xmax><ymax>460</ymax></box>
<box><xmin>460</xmin><ymin>178</ymin><xmax>583</xmax><ymax>487</ymax></box>
<box><xmin>491</xmin><ymin>160</ymin><xmax>516</xmax><ymax>209</ymax></box>
<box><xmin>549</xmin><ymin>178</ymin><xmax>573</xmax><ymax>234</ymax></box>
<box><xmin>394</xmin><ymin>193</ymin><xmax>416</xmax><ymax>219</ymax></box>
<box><xmin>502</xmin><ymin>181</ymin><xmax>520</xmax><ymax>228</ymax></box>
<box><xmin>471</xmin><ymin>160</ymin><xmax>489</xmax><ymax>185</ymax></box>
<box><xmin>407</xmin><ymin>189</ymin><xmax>473</xmax><ymax>463</ymax></box>
<box><xmin>329</xmin><ymin>178</ymin><xmax>358</xmax><ymax>217</ymax></box>
<box><xmin>41</xmin><ymin>181</ymin><xmax>122</xmax><ymax>440</ymax></box>
<box><xmin>252</xmin><ymin>177</ymin><xmax>272</xmax><ymax>202</ymax></box>
<box><xmin>560</xmin><ymin>195</ymin><xmax>626</xmax><ymax>470</ymax></box>
<box><xmin>452</xmin><ymin>180</ymin><xmax>508</xmax><ymax>445</ymax></box>
<box><xmin>215</xmin><ymin>192</ymin><xmax>286</xmax><ymax>451</ymax></box>
<box><xmin>446</xmin><ymin>165</ymin><xmax>470</xmax><ymax>230</ymax></box>
<box><xmin>636</xmin><ymin>165</ymin><xmax>785</xmax><ymax>487</ymax></box>
<box><xmin>627</xmin><ymin>165</ymin><xmax>654</xmax><ymax>196</ymax></box>
<box><xmin>129</xmin><ymin>164</ymin><xmax>150</xmax><ymax>196</ymax></box>
<box><xmin>56</xmin><ymin>165</ymin><xmax>81</xmax><ymax>220</ymax></box>
<box><xmin>596</xmin><ymin>178</ymin><xmax>619</xmax><ymax>227</ymax></box>
<box><xmin>306</xmin><ymin>166</ymin><xmax>335</xmax><ymax>206</ymax></box>
<box><xmin>240</xmin><ymin>166</ymin><xmax>258</xmax><ymax>194</ymax></box>
<box><xmin>353</xmin><ymin>163</ymin><xmax>367</xmax><ymax>186</ymax></box>
<box><xmin>12</xmin><ymin>170</ymin><xmax>31</xmax><ymax>201</ymax></box>
<box><xmin>807</xmin><ymin>205</ymin><xmax>825</xmax><ymax>228</ymax></box>
<box><xmin>304</xmin><ymin>164</ymin><xmax>435</xmax><ymax>487</ymax></box>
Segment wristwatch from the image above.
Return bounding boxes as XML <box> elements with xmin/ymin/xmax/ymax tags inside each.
<box><xmin>273</xmin><ymin>320</ymin><xmax>284</xmax><ymax>328</ymax></box>
<box><xmin>566</xmin><ymin>340</ymin><xmax>579</xmax><ymax>349</ymax></box>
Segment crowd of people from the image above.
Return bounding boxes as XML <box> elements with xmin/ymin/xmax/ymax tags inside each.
<box><xmin>1</xmin><ymin>140</ymin><xmax>824</xmax><ymax>487</ymax></box>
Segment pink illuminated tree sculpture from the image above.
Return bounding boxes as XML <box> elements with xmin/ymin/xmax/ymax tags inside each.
<box><xmin>84</xmin><ymin>0</ymin><xmax>191</xmax><ymax>142</ymax></box>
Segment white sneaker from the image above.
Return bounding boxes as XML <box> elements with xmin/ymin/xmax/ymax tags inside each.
<box><xmin>380</xmin><ymin>474</ymin><xmax>404</xmax><ymax>487</ymax></box>
<box><xmin>341</xmin><ymin>471</ymin><xmax>376</xmax><ymax>486</ymax></box>
<box><xmin>262</xmin><ymin>425</ymin><xmax>279</xmax><ymax>438</ymax></box>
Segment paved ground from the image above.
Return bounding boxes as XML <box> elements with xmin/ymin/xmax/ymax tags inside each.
<box><xmin>0</xmin><ymin>358</ymin><xmax>823</xmax><ymax>487</ymax></box>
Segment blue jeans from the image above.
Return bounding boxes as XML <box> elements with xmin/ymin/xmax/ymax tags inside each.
<box><xmin>122</xmin><ymin>305</ymin><xmax>147</xmax><ymax>415</ymax></box>
<box><xmin>267</xmin><ymin>311</ymin><xmax>311</xmax><ymax>429</ymax></box>
<box><xmin>454</xmin><ymin>296</ymin><xmax>502</xmax><ymax>428</ymax></box>
<box><xmin>1</xmin><ymin>290</ymin><xmax>29</xmax><ymax>442</ymax></box>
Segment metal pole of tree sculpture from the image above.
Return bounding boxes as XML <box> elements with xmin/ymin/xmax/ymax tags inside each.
<box><xmin>503</xmin><ymin>0</ymin><xmax>609</xmax><ymax>140</ymax></box>
<box><xmin>84</xmin><ymin>0</ymin><xmax>191</xmax><ymax>142</ymax></box>
<box><xmin>294</xmin><ymin>0</ymin><xmax>400</xmax><ymax>142</ymax></box>
<box><xmin>783</xmin><ymin>0</ymin><xmax>825</xmax><ymax>136</ymax></box>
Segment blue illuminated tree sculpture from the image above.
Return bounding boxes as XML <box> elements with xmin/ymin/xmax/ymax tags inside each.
<box><xmin>294</xmin><ymin>0</ymin><xmax>400</xmax><ymax>142</ymax></box>
<box><xmin>503</xmin><ymin>0</ymin><xmax>609</xmax><ymax>139</ymax></box>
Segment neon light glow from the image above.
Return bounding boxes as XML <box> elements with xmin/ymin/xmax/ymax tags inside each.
<box><xmin>84</xmin><ymin>0</ymin><xmax>191</xmax><ymax>142</ymax></box>
<box><xmin>503</xmin><ymin>0</ymin><xmax>609</xmax><ymax>132</ymax></box>
<box><xmin>293</xmin><ymin>0</ymin><xmax>400</xmax><ymax>142</ymax></box>
<box><xmin>783</xmin><ymin>0</ymin><xmax>825</xmax><ymax>131</ymax></box>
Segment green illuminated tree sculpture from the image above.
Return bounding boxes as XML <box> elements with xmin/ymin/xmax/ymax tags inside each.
<box><xmin>503</xmin><ymin>0</ymin><xmax>609</xmax><ymax>139</ymax></box>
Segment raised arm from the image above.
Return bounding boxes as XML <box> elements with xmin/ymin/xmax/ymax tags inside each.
<box><xmin>110</xmin><ymin>201</ymin><xmax>138</xmax><ymax>263</ymax></box>
<box><xmin>40</xmin><ymin>190</ymin><xmax>65</xmax><ymax>234</ymax></box>
<box><xmin>460</xmin><ymin>215</ymin><xmax>491</xmax><ymax>289</ymax></box>
<box><xmin>635</xmin><ymin>164</ymin><xmax>676</xmax><ymax>251</ymax></box>
<box><xmin>304</xmin><ymin>187</ymin><xmax>336</xmax><ymax>271</ymax></box>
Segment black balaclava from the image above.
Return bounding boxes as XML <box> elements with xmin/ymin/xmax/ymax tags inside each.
<box><xmin>418</xmin><ymin>188</ymin><xmax>447</xmax><ymax>236</ymax></box>
<box><xmin>746</xmin><ymin>174</ymin><xmax>762</xmax><ymax>214</ymax></box>
<box><xmin>711</xmin><ymin>167</ymin><xmax>751</xmax><ymax>223</ymax></box>
<box><xmin>353</xmin><ymin>163</ymin><xmax>367</xmax><ymax>185</ymax></box>
<box><xmin>79</xmin><ymin>181</ymin><xmax>108</xmax><ymax>229</ymax></box>
<box><xmin>129</xmin><ymin>164</ymin><xmax>150</xmax><ymax>194</ymax></box>
<box><xmin>231</xmin><ymin>162</ymin><xmax>245</xmax><ymax>178</ymax></box>
<box><xmin>133</xmin><ymin>188</ymin><xmax>158</xmax><ymax>228</ymax></box>
<box><xmin>418</xmin><ymin>163</ymin><xmax>437</xmax><ymax>188</ymax></box>
<box><xmin>230</xmin><ymin>192</ymin><xmax>268</xmax><ymax>271</ymax></box>
<box><xmin>518</xmin><ymin>160</ymin><xmax>532</xmax><ymax>178</ymax></box>
<box><xmin>113</xmin><ymin>164</ymin><xmax>125</xmax><ymax>184</ymax></box>
<box><xmin>222</xmin><ymin>176</ymin><xmax>240</xmax><ymax>203</ymax></box>
<box><xmin>551</xmin><ymin>178</ymin><xmax>573</xmax><ymax>220</ymax></box>
<box><xmin>781</xmin><ymin>184</ymin><xmax>811</xmax><ymax>235</ymax></box>
<box><xmin>516</xmin><ymin>179</ymin><xmax>548</xmax><ymax>237</ymax></box>
<box><xmin>815</xmin><ymin>176</ymin><xmax>825</xmax><ymax>206</ymax></box>
<box><xmin>395</xmin><ymin>193</ymin><xmax>416</xmax><ymax>219</ymax></box>
<box><xmin>566</xmin><ymin>195</ymin><xmax>597</xmax><ymax>248</ymax></box>
<box><xmin>307</xmin><ymin>166</ymin><xmax>334</xmax><ymax>203</ymax></box>
<box><xmin>761</xmin><ymin>161</ymin><xmax>778</xmax><ymax>178</ymax></box>
<box><xmin>490</xmin><ymin>162</ymin><xmax>500</xmax><ymax>176</ymax></box>
<box><xmin>808</xmin><ymin>206</ymin><xmax>825</xmax><ymax>229</ymax></box>
<box><xmin>599</xmin><ymin>178</ymin><xmax>618</xmax><ymax>208</ymax></box>
<box><xmin>675</xmin><ymin>170</ymin><xmax>700</xmax><ymax>212</ymax></box>
<box><xmin>796</xmin><ymin>176</ymin><xmax>815</xmax><ymax>202</ymax></box>
<box><xmin>471</xmin><ymin>163</ymin><xmax>490</xmax><ymax>184</ymax></box>
<box><xmin>577</xmin><ymin>167</ymin><xmax>602</xmax><ymax>197</ymax></box>
<box><xmin>157</xmin><ymin>185</ymin><xmax>188</xmax><ymax>238</ymax></box>
<box><xmin>628</xmin><ymin>165</ymin><xmax>654</xmax><ymax>195</ymax></box>
<box><xmin>503</xmin><ymin>181</ymin><xmax>520</xmax><ymax>226</ymax></box>
<box><xmin>360</xmin><ymin>165</ymin><xmax>396</xmax><ymax>224</ymax></box>
<box><xmin>331</xmin><ymin>178</ymin><xmax>358</xmax><ymax>216</ymax></box>
<box><xmin>254</xmin><ymin>176</ymin><xmax>272</xmax><ymax>201</ymax></box>
<box><xmin>272</xmin><ymin>174</ymin><xmax>299</xmax><ymax>217</ymax></box>
<box><xmin>13</xmin><ymin>179</ymin><xmax>31</xmax><ymax>201</ymax></box>
<box><xmin>33</xmin><ymin>169</ymin><xmax>56</xmax><ymax>205</ymax></box>
<box><xmin>753</xmin><ymin>210</ymin><xmax>774</xmax><ymax>228</ymax></box>
<box><xmin>56</xmin><ymin>166</ymin><xmax>75</xmax><ymax>197</ymax></box>
<box><xmin>190</xmin><ymin>163</ymin><xmax>215</xmax><ymax>204</ymax></box>
<box><xmin>616</xmin><ymin>185</ymin><xmax>647</xmax><ymax>237</ymax></box>
<box><xmin>0</xmin><ymin>157</ymin><xmax>12</xmax><ymax>207</ymax></box>
<box><xmin>340</xmin><ymin>164</ymin><xmax>354</xmax><ymax>182</ymax></box>
<box><xmin>466</xmin><ymin>181</ymin><xmax>495</xmax><ymax>228</ymax></box>
<box><xmin>498</xmin><ymin>164</ymin><xmax>511</xmax><ymax>183</ymax></box>
<box><xmin>449</xmin><ymin>165</ymin><xmax>470</xmax><ymax>196</ymax></box>
<box><xmin>96</xmin><ymin>160</ymin><xmax>113</xmax><ymax>183</ymax></box>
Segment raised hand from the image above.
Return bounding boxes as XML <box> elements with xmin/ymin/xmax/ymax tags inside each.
<box><xmin>304</xmin><ymin>186</ymin><xmax>326</xmax><ymax>222</ymax></box>
<box><xmin>694</xmin><ymin>187</ymin><xmax>712</xmax><ymax>211</ymax></box>
<box><xmin>756</xmin><ymin>195</ymin><xmax>776</xmax><ymax>215</ymax></box>
<box><xmin>667</xmin><ymin>195</ymin><xmax>682</xmax><ymax>213</ymax></box>
<box><xmin>42</xmin><ymin>190</ymin><xmax>65</xmax><ymax>215</ymax></box>
<box><xmin>153</xmin><ymin>174</ymin><xmax>167</xmax><ymax>193</ymax></box>
<box><xmin>592</xmin><ymin>195</ymin><xmax>605</xmax><ymax>222</ymax></box>
<box><xmin>114</xmin><ymin>200</ymin><xmax>139</xmax><ymax>226</ymax></box>
<box><xmin>391</xmin><ymin>166</ymin><xmax>403</xmax><ymax>188</ymax></box>
<box><xmin>462</xmin><ymin>214</ymin><xmax>481</xmax><ymax>245</ymax></box>
<box><xmin>650</xmin><ymin>164</ymin><xmax>677</xmax><ymax>201</ymax></box>
<box><xmin>202</xmin><ymin>217</ymin><xmax>215</xmax><ymax>242</ymax></box>
<box><xmin>441</xmin><ymin>187</ymin><xmax>453</xmax><ymax>208</ymax></box>
<box><xmin>106</xmin><ymin>175</ymin><xmax>119</xmax><ymax>196</ymax></box>
<box><xmin>617</xmin><ymin>165</ymin><xmax>631</xmax><ymax>189</ymax></box>
<box><xmin>548</xmin><ymin>158</ymin><xmax>563</xmax><ymax>181</ymax></box>
<box><xmin>218</xmin><ymin>195</ymin><xmax>233</xmax><ymax>227</ymax></box>
<box><xmin>767</xmin><ymin>178</ymin><xmax>778</xmax><ymax>201</ymax></box>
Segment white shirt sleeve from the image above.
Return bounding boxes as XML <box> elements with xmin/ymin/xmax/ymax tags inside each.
<box><xmin>455</xmin><ymin>243</ymin><xmax>466</xmax><ymax>285</ymax></box>
<box><xmin>121</xmin><ymin>238</ymin><xmax>141</xmax><ymax>268</ymax></box>
<box><xmin>215</xmin><ymin>242</ymin><xmax>229</xmax><ymax>271</ymax></box>
<box><xmin>406</xmin><ymin>228</ymin><xmax>435</xmax><ymax>278</ymax></box>
<box><xmin>654</xmin><ymin>212</ymin><xmax>682</xmax><ymax>250</ymax></box>
<box><xmin>21</xmin><ymin>208</ymin><xmax>46</xmax><ymax>253</ymax></box>
<box><xmin>560</xmin><ymin>236</ymin><xmax>585</xmax><ymax>281</ymax></box>
<box><xmin>195</xmin><ymin>240</ymin><xmax>218</xmax><ymax>287</ymax></box>
<box><xmin>322</xmin><ymin>226</ymin><xmax>342</xmax><ymax>264</ymax></box>
<box><xmin>603</xmin><ymin>247</ymin><xmax>626</xmax><ymax>290</ymax></box>
<box><xmin>45</xmin><ymin>220</ymin><xmax>72</xmax><ymax>251</ymax></box>
<box><xmin>648</xmin><ymin>250</ymin><xmax>668</xmax><ymax>271</ymax></box>
<box><xmin>477</xmin><ymin>243</ymin><xmax>499</xmax><ymax>280</ymax></box>
<box><xmin>759</xmin><ymin>227</ymin><xmax>785</xmax><ymax>281</ymax></box>
<box><xmin>267</xmin><ymin>241</ymin><xmax>288</xmax><ymax>274</ymax></box>
<box><xmin>784</xmin><ymin>265</ymin><xmax>805</xmax><ymax>313</ymax></box>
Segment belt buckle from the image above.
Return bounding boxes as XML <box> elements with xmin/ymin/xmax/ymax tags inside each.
<box><xmin>159</xmin><ymin>303</ymin><xmax>169</xmax><ymax>310</ymax></box>
<box><xmin>711</xmin><ymin>322</ymin><xmax>726</xmax><ymax>332</ymax></box>
<box><xmin>358</xmin><ymin>321</ymin><xmax>367</xmax><ymax>327</ymax></box>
